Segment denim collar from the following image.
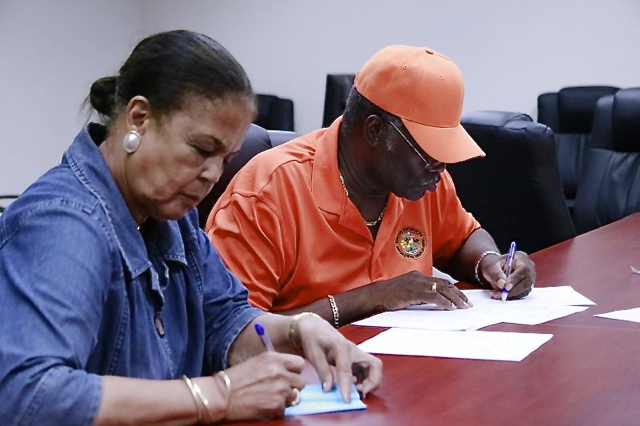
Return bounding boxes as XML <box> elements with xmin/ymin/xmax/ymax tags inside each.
<box><xmin>63</xmin><ymin>124</ymin><xmax>187</xmax><ymax>279</ymax></box>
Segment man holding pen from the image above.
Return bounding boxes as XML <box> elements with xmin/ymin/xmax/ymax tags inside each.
<box><xmin>207</xmin><ymin>45</ymin><xmax>536</xmax><ymax>326</ymax></box>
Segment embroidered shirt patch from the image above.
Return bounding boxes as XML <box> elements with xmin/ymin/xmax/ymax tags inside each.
<box><xmin>394</xmin><ymin>227</ymin><xmax>426</xmax><ymax>259</ymax></box>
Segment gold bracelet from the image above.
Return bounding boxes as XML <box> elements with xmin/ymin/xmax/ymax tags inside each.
<box><xmin>474</xmin><ymin>250</ymin><xmax>501</xmax><ymax>286</ymax></box>
<box><xmin>182</xmin><ymin>375</ymin><xmax>205</xmax><ymax>423</ymax></box>
<box><xmin>215</xmin><ymin>371</ymin><xmax>231</xmax><ymax>419</ymax></box>
<box><xmin>217</xmin><ymin>370</ymin><xmax>231</xmax><ymax>394</ymax></box>
<box><xmin>192</xmin><ymin>379</ymin><xmax>214</xmax><ymax>423</ymax></box>
<box><xmin>288</xmin><ymin>312</ymin><xmax>323</xmax><ymax>351</ymax></box>
<box><xmin>327</xmin><ymin>295</ymin><xmax>340</xmax><ymax>328</ymax></box>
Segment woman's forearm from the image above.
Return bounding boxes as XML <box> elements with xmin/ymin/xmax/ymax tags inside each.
<box><xmin>96</xmin><ymin>375</ymin><xmax>226</xmax><ymax>425</ymax></box>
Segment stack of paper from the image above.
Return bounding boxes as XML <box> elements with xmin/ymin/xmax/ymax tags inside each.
<box><xmin>353</xmin><ymin>286</ymin><xmax>595</xmax><ymax>331</ymax></box>
<box><xmin>355</xmin><ymin>286</ymin><xmax>595</xmax><ymax>362</ymax></box>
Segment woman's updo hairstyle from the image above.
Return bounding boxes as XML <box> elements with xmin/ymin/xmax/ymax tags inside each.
<box><xmin>89</xmin><ymin>30</ymin><xmax>255</xmax><ymax>128</ymax></box>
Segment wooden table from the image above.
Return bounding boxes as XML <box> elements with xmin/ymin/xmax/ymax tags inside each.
<box><xmin>242</xmin><ymin>213</ymin><xmax>640</xmax><ymax>426</ymax></box>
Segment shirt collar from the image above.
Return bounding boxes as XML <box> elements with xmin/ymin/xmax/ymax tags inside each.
<box><xmin>311</xmin><ymin>117</ymin><xmax>347</xmax><ymax>215</ymax></box>
<box><xmin>64</xmin><ymin>124</ymin><xmax>186</xmax><ymax>278</ymax></box>
<box><xmin>311</xmin><ymin>117</ymin><xmax>405</xmax><ymax>241</ymax></box>
<box><xmin>312</xmin><ymin>117</ymin><xmax>403</xmax><ymax>211</ymax></box>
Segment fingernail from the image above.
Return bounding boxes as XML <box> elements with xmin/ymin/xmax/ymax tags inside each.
<box><xmin>323</xmin><ymin>381</ymin><xmax>330</xmax><ymax>391</ymax></box>
<box><xmin>497</xmin><ymin>278</ymin><xmax>506</xmax><ymax>288</ymax></box>
<box><xmin>506</xmin><ymin>283</ymin><xmax>513</xmax><ymax>291</ymax></box>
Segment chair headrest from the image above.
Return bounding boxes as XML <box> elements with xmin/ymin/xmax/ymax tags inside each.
<box><xmin>268</xmin><ymin>130</ymin><xmax>299</xmax><ymax>147</ymax></box>
<box><xmin>612</xmin><ymin>88</ymin><xmax>640</xmax><ymax>152</ymax></box>
<box><xmin>323</xmin><ymin>74</ymin><xmax>356</xmax><ymax>127</ymax></box>
<box><xmin>461</xmin><ymin>110</ymin><xmax>532</xmax><ymax>128</ymax></box>
<box><xmin>557</xmin><ymin>86</ymin><xmax>619</xmax><ymax>133</ymax></box>
<box><xmin>591</xmin><ymin>89</ymin><xmax>640</xmax><ymax>152</ymax></box>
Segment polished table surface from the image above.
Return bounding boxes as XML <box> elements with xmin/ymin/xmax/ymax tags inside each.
<box><xmin>240</xmin><ymin>213</ymin><xmax>640</xmax><ymax>426</ymax></box>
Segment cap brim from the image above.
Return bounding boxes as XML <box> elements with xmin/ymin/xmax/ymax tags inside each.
<box><xmin>402</xmin><ymin>118</ymin><xmax>485</xmax><ymax>163</ymax></box>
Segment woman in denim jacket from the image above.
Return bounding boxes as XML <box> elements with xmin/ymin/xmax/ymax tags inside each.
<box><xmin>0</xmin><ymin>30</ymin><xmax>381</xmax><ymax>425</ymax></box>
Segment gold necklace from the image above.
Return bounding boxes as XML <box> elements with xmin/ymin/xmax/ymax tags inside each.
<box><xmin>338</xmin><ymin>171</ymin><xmax>388</xmax><ymax>227</ymax></box>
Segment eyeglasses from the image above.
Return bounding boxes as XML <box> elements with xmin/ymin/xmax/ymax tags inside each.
<box><xmin>387</xmin><ymin>120</ymin><xmax>438</xmax><ymax>168</ymax></box>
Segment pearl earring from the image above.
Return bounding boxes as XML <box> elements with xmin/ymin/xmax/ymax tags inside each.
<box><xmin>122</xmin><ymin>130</ymin><xmax>141</xmax><ymax>154</ymax></box>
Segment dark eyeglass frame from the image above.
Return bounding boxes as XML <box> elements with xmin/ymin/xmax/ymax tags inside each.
<box><xmin>387</xmin><ymin>120</ymin><xmax>440</xmax><ymax>168</ymax></box>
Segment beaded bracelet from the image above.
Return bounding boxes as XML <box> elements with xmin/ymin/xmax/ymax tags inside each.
<box><xmin>327</xmin><ymin>295</ymin><xmax>340</xmax><ymax>328</ymax></box>
<box><xmin>473</xmin><ymin>250</ymin><xmax>501</xmax><ymax>286</ymax></box>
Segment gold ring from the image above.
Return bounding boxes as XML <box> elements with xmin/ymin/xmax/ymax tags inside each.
<box><xmin>431</xmin><ymin>282</ymin><xmax>437</xmax><ymax>293</ymax></box>
<box><xmin>288</xmin><ymin>388</ymin><xmax>301</xmax><ymax>406</ymax></box>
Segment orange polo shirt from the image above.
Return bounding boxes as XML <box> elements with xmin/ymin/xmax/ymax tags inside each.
<box><xmin>206</xmin><ymin>118</ymin><xmax>480</xmax><ymax>312</ymax></box>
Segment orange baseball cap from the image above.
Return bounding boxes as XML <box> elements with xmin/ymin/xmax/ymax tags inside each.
<box><xmin>354</xmin><ymin>45</ymin><xmax>485</xmax><ymax>163</ymax></box>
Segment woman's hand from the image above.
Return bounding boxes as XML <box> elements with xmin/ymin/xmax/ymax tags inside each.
<box><xmin>221</xmin><ymin>351</ymin><xmax>306</xmax><ymax>421</ymax></box>
<box><xmin>293</xmin><ymin>315</ymin><xmax>383</xmax><ymax>402</ymax></box>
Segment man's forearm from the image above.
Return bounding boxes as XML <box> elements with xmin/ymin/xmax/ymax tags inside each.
<box><xmin>442</xmin><ymin>228</ymin><xmax>500</xmax><ymax>284</ymax></box>
<box><xmin>277</xmin><ymin>283</ymin><xmax>386</xmax><ymax>327</ymax></box>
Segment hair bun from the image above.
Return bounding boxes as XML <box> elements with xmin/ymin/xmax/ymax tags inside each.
<box><xmin>89</xmin><ymin>76</ymin><xmax>118</xmax><ymax>118</ymax></box>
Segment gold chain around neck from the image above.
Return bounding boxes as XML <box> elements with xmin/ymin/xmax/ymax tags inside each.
<box><xmin>338</xmin><ymin>171</ymin><xmax>388</xmax><ymax>227</ymax></box>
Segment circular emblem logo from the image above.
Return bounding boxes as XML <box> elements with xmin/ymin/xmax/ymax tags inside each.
<box><xmin>395</xmin><ymin>227</ymin><xmax>426</xmax><ymax>259</ymax></box>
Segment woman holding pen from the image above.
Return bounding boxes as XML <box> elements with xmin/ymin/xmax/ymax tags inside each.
<box><xmin>0</xmin><ymin>30</ymin><xmax>381</xmax><ymax>424</ymax></box>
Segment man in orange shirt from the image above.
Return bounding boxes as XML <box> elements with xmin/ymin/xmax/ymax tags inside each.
<box><xmin>206</xmin><ymin>45</ymin><xmax>536</xmax><ymax>326</ymax></box>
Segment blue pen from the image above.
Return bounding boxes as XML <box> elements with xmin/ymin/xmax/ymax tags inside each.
<box><xmin>255</xmin><ymin>322</ymin><xmax>276</xmax><ymax>352</ymax></box>
<box><xmin>502</xmin><ymin>241</ymin><xmax>517</xmax><ymax>302</ymax></box>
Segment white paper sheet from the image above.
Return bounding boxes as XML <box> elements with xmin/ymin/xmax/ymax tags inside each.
<box><xmin>595</xmin><ymin>307</ymin><xmax>640</xmax><ymax>324</ymax></box>
<box><xmin>463</xmin><ymin>286</ymin><xmax>595</xmax><ymax>307</ymax></box>
<box><xmin>353</xmin><ymin>286</ymin><xmax>593</xmax><ymax>330</ymax></box>
<box><xmin>357</xmin><ymin>328</ymin><xmax>553</xmax><ymax>362</ymax></box>
<box><xmin>352</xmin><ymin>308</ymin><xmax>498</xmax><ymax>331</ymax></box>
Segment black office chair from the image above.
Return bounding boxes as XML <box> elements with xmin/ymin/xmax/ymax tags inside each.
<box><xmin>0</xmin><ymin>195</ymin><xmax>19</xmax><ymax>216</ymax></box>
<box><xmin>322</xmin><ymin>74</ymin><xmax>355</xmax><ymax>127</ymax></box>
<box><xmin>448</xmin><ymin>111</ymin><xmax>575</xmax><ymax>254</ymax></box>
<box><xmin>537</xmin><ymin>86</ymin><xmax>620</xmax><ymax>214</ymax></box>
<box><xmin>573</xmin><ymin>88</ymin><xmax>640</xmax><ymax>234</ymax></box>
<box><xmin>196</xmin><ymin>124</ymin><xmax>298</xmax><ymax>228</ymax></box>
<box><xmin>255</xmin><ymin>94</ymin><xmax>295</xmax><ymax>131</ymax></box>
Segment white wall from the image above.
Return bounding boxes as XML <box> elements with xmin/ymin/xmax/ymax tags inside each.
<box><xmin>0</xmin><ymin>0</ymin><xmax>143</xmax><ymax>195</ymax></box>
<box><xmin>140</xmin><ymin>0</ymin><xmax>640</xmax><ymax>133</ymax></box>
<box><xmin>2</xmin><ymin>0</ymin><xmax>639</xmax><ymax>195</ymax></box>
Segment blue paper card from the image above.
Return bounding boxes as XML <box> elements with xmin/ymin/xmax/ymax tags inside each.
<box><xmin>284</xmin><ymin>383</ymin><xmax>367</xmax><ymax>417</ymax></box>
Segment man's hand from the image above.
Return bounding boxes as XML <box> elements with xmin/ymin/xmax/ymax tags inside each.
<box><xmin>479</xmin><ymin>251</ymin><xmax>536</xmax><ymax>299</ymax></box>
<box><xmin>373</xmin><ymin>270</ymin><xmax>472</xmax><ymax>311</ymax></box>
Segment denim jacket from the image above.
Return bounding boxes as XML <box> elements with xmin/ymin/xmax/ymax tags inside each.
<box><xmin>0</xmin><ymin>124</ymin><xmax>263</xmax><ymax>425</ymax></box>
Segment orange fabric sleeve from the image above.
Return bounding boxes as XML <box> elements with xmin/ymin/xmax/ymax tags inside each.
<box><xmin>430</xmin><ymin>171</ymin><xmax>481</xmax><ymax>269</ymax></box>
<box><xmin>207</xmin><ymin>193</ymin><xmax>289</xmax><ymax>311</ymax></box>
